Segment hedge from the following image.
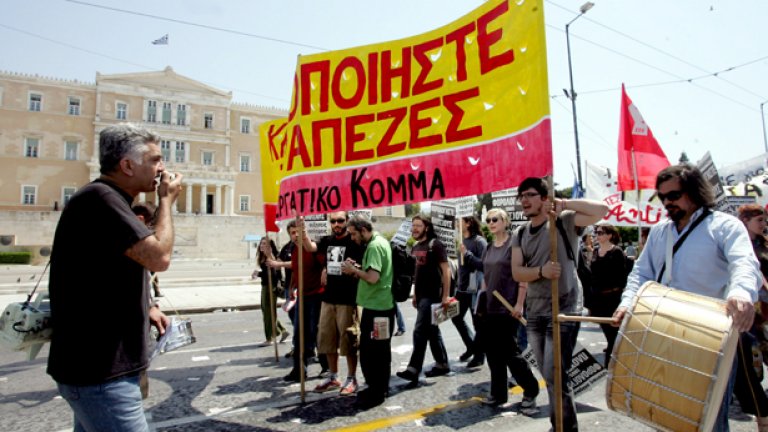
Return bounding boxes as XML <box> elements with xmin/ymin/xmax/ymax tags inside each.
<box><xmin>0</xmin><ymin>252</ymin><xmax>32</xmax><ymax>264</ymax></box>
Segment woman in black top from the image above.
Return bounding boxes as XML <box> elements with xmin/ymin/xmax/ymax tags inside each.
<box><xmin>589</xmin><ymin>223</ymin><xmax>626</xmax><ymax>366</ymax></box>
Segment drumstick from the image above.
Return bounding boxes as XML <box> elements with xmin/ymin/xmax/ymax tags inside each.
<box><xmin>492</xmin><ymin>291</ymin><xmax>527</xmax><ymax>325</ymax></box>
<box><xmin>558</xmin><ymin>314</ymin><xmax>616</xmax><ymax>324</ymax></box>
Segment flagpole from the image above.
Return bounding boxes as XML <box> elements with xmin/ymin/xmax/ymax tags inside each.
<box><xmin>630</xmin><ymin>148</ymin><xmax>642</xmax><ymax>248</ymax></box>
<box><xmin>548</xmin><ymin>175</ymin><xmax>564</xmax><ymax>432</ymax></box>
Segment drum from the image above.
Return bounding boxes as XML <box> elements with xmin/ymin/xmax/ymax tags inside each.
<box><xmin>606</xmin><ymin>282</ymin><xmax>738</xmax><ymax>432</ymax></box>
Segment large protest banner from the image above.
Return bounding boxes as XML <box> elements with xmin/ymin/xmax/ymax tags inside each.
<box><xmin>260</xmin><ymin>0</ymin><xmax>551</xmax><ymax>219</ymax></box>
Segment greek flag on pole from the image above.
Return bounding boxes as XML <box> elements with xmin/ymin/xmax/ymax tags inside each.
<box><xmin>152</xmin><ymin>34</ymin><xmax>168</xmax><ymax>45</ymax></box>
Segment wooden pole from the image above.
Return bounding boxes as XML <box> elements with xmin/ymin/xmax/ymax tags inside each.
<box><xmin>266</xmin><ymin>233</ymin><xmax>279</xmax><ymax>362</ymax></box>
<box><xmin>492</xmin><ymin>290</ymin><xmax>527</xmax><ymax>325</ymax></box>
<box><xmin>548</xmin><ymin>176</ymin><xmax>563</xmax><ymax>432</ymax></box>
<box><xmin>558</xmin><ymin>314</ymin><xmax>615</xmax><ymax>324</ymax></box>
<box><xmin>297</xmin><ymin>219</ymin><xmax>306</xmax><ymax>403</ymax></box>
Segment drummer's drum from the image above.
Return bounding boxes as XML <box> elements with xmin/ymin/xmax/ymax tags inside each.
<box><xmin>607</xmin><ymin>282</ymin><xmax>738</xmax><ymax>432</ymax></box>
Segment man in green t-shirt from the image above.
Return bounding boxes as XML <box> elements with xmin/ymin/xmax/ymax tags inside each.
<box><xmin>341</xmin><ymin>215</ymin><xmax>393</xmax><ymax>409</ymax></box>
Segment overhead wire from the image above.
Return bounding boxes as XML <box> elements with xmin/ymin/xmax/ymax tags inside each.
<box><xmin>65</xmin><ymin>0</ymin><xmax>327</xmax><ymax>51</ymax></box>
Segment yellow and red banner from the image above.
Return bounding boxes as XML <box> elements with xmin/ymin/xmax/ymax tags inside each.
<box><xmin>261</xmin><ymin>0</ymin><xmax>551</xmax><ymax>219</ymax></box>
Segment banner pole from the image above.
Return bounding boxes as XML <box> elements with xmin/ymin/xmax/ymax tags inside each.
<box><xmin>631</xmin><ymin>148</ymin><xmax>642</xmax><ymax>251</ymax></box>
<box><xmin>548</xmin><ymin>175</ymin><xmax>563</xmax><ymax>432</ymax></box>
<box><xmin>266</xmin><ymin>233</ymin><xmax>279</xmax><ymax>362</ymax></box>
<box><xmin>297</xmin><ymin>216</ymin><xmax>306</xmax><ymax>403</ymax></box>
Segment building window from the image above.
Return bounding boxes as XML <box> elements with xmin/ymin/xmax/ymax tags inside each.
<box><xmin>29</xmin><ymin>93</ymin><xmax>42</xmax><ymax>112</ymax></box>
<box><xmin>175</xmin><ymin>141</ymin><xmax>186</xmax><ymax>163</ymax></box>
<box><xmin>384</xmin><ymin>206</ymin><xmax>393</xmax><ymax>216</ymax></box>
<box><xmin>160</xmin><ymin>140</ymin><xmax>172</xmax><ymax>162</ymax></box>
<box><xmin>204</xmin><ymin>113</ymin><xmax>214</xmax><ymax>129</ymax></box>
<box><xmin>147</xmin><ymin>100</ymin><xmax>157</xmax><ymax>122</ymax></box>
<box><xmin>240</xmin><ymin>117</ymin><xmax>251</xmax><ymax>134</ymax></box>
<box><xmin>239</xmin><ymin>195</ymin><xmax>250</xmax><ymax>212</ymax></box>
<box><xmin>162</xmin><ymin>102</ymin><xmax>172</xmax><ymax>124</ymax></box>
<box><xmin>68</xmin><ymin>97</ymin><xmax>81</xmax><ymax>115</ymax></box>
<box><xmin>116</xmin><ymin>102</ymin><xmax>127</xmax><ymax>120</ymax></box>
<box><xmin>177</xmin><ymin>104</ymin><xmax>186</xmax><ymax>126</ymax></box>
<box><xmin>202</xmin><ymin>151</ymin><xmax>214</xmax><ymax>166</ymax></box>
<box><xmin>25</xmin><ymin>138</ymin><xmax>39</xmax><ymax>158</ymax></box>
<box><xmin>239</xmin><ymin>154</ymin><xmax>251</xmax><ymax>172</ymax></box>
<box><xmin>22</xmin><ymin>185</ymin><xmax>37</xmax><ymax>205</ymax></box>
<box><xmin>62</xmin><ymin>187</ymin><xmax>76</xmax><ymax>206</ymax></box>
<box><xmin>64</xmin><ymin>141</ymin><xmax>78</xmax><ymax>160</ymax></box>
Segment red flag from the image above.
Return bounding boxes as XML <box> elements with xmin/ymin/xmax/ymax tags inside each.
<box><xmin>264</xmin><ymin>203</ymin><xmax>279</xmax><ymax>233</ymax></box>
<box><xmin>617</xmin><ymin>84</ymin><xmax>670</xmax><ymax>191</ymax></box>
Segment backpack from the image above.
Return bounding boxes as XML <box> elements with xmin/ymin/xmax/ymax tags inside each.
<box><xmin>390</xmin><ymin>242</ymin><xmax>416</xmax><ymax>302</ymax></box>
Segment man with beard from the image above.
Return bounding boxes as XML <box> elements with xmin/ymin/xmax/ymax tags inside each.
<box><xmin>511</xmin><ymin>177</ymin><xmax>608</xmax><ymax>432</ymax></box>
<box><xmin>396</xmin><ymin>214</ymin><xmax>452</xmax><ymax>383</ymax></box>
<box><xmin>613</xmin><ymin>164</ymin><xmax>760</xmax><ymax>432</ymax></box>
<box><xmin>341</xmin><ymin>215</ymin><xmax>393</xmax><ymax>409</ymax></box>
<box><xmin>303</xmin><ymin>211</ymin><xmax>364</xmax><ymax>395</ymax></box>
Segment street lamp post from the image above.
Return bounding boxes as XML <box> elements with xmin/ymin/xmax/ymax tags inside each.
<box><xmin>761</xmin><ymin>101</ymin><xmax>768</xmax><ymax>153</ymax></box>
<box><xmin>565</xmin><ymin>1</ymin><xmax>594</xmax><ymax>190</ymax></box>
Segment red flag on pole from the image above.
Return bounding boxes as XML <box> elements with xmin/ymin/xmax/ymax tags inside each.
<box><xmin>264</xmin><ymin>203</ymin><xmax>279</xmax><ymax>233</ymax></box>
<box><xmin>617</xmin><ymin>84</ymin><xmax>670</xmax><ymax>191</ymax></box>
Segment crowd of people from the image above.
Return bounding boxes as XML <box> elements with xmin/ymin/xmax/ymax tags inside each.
<box><xmin>42</xmin><ymin>123</ymin><xmax>768</xmax><ymax>432</ymax></box>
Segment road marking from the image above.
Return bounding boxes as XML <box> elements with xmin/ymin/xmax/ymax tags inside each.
<box><xmin>328</xmin><ymin>379</ymin><xmax>547</xmax><ymax>432</ymax></box>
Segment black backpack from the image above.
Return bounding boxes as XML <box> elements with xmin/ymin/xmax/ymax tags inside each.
<box><xmin>391</xmin><ymin>242</ymin><xmax>416</xmax><ymax>302</ymax></box>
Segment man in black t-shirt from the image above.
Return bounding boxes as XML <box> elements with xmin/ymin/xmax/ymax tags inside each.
<box><xmin>48</xmin><ymin>124</ymin><xmax>183</xmax><ymax>431</ymax></box>
<box><xmin>303</xmin><ymin>211</ymin><xmax>364</xmax><ymax>395</ymax></box>
<box><xmin>396</xmin><ymin>215</ymin><xmax>452</xmax><ymax>383</ymax></box>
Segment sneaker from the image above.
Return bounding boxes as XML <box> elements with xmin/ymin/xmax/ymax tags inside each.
<box><xmin>318</xmin><ymin>368</ymin><xmax>331</xmax><ymax>379</ymax></box>
<box><xmin>314</xmin><ymin>377</ymin><xmax>341</xmax><ymax>393</ymax></box>
<box><xmin>459</xmin><ymin>350</ymin><xmax>473</xmax><ymax>362</ymax></box>
<box><xmin>339</xmin><ymin>377</ymin><xmax>358</xmax><ymax>396</ymax></box>
<box><xmin>396</xmin><ymin>368</ymin><xmax>419</xmax><ymax>382</ymax></box>
<box><xmin>394</xmin><ymin>329</ymin><xmax>405</xmax><ymax>336</ymax></box>
<box><xmin>520</xmin><ymin>395</ymin><xmax>538</xmax><ymax>416</ymax></box>
<box><xmin>424</xmin><ymin>366</ymin><xmax>450</xmax><ymax>377</ymax></box>
<box><xmin>481</xmin><ymin>395</ymin><xmax>506</xmax><ymax>407</ymax></box>
<box><xmin>280</xmin><ymin>331</ymin><xmax>290</xmax><ymax>343</ymax></box>
<box><xmin>257</xmin><ymin>339</ymin><xmax>274</xmax><ymax>347</ymax></box>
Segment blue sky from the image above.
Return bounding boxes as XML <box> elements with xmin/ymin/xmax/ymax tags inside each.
<box><xmin>2</xmin><ymin>0</ymin><xmax>767</xmax><ymax>188</ymax></box>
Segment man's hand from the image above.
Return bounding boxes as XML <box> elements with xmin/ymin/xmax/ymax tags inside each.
<box><xmin>149</xmin><ymin>306</ymin><xmax>170</xmax><ymax>337</ymax></box>
<box><xmin>266</xmin><ymin>258</ymin><xmax>280</xmax><ymax>268</ymax></box>
<box><xmin>157</xmin><ymin>171</ymin><xmax>183</xmax><ymax>202</ymax></box>
<box><xmin>340</xmin><ymin>258</ymin><xmax>357</xmax><ymax>275</ymax></box>
<box><xmin>727</xmin><ymin>297</ymin><xmax>755</xmax><ymax>332</ymax></box>
<box><xmin>542</xmin><ymin>261</ymin><xmax>561</xmax><ymax>279</ymax></box>
<box><xmin>612</xmin><ymin>306</ymin><xmax>627</xmax><ymax>327</ymax></box>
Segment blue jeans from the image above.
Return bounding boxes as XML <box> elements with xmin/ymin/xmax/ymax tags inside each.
<box><xmin>57</xmin><ymin>372</ymin><xmax>149</xmax><ymax>432</ymax></box>
<box><xmin>395</xmin><ymin>303</ymin><xmax>406</xmax><ymax>332</ymax></box>
<box><xmin>407</xmin><ymin>298</ymin><xmax>449</xmax><ymax>372</ymax></box>
<box><xmin>527</xmin><ymin>316</ymin><xmax>579</xmax><ymax>432</ymax></box>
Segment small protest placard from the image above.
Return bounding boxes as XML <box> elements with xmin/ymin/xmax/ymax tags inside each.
<box><xmin>431</xmin><ymin>202</ymin><xmax>457</xmax><ymax>257</ymax></box>
<box><xmin>391</xmin><ymin>220</ymin><xmax>413</xmax><ymax>247</ymax></box>
<box><xmin>303</xmin><ymin>214</ymin><xmax>328</xmax><ymax>241</ymax></box>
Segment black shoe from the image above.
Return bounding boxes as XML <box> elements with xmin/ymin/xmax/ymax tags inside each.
<box><xmin>283</xmin><ymin>370</ymin><xmax>300</xmax><ymax>382</ymax></box>
<box><xmin>459</xmin><ymin>351</ymin><xmax>473</xmax><ymax>362</ymax></box>
<box><xmin>396</xmin><ymin>369</ymin><xmax>419</xmax><ymax>382</ymax></box>
<box><xmin>354</xmin><ymin>392</ymin><xmax>385</xmax><ymax>410</ymax></box>
<box><xmin>424</xmin><ymin>366</ymin><xmax>450</xmax><ymax>377</ymax></box>
<box><xmin>284</xmin><ymin>349</ymin><xmax>294</xmax><ymax>358</ymax></box>
<box><xmin>466</xmin><ymin>357</ymin><xmax>484</xmax><ymax>368</ymax></box>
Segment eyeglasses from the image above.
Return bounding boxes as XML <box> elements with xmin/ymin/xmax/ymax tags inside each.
<box><xmin>330</xmin><ymin>218</ymin><xmax>346</xmax><ymax>224</ymax></box>
<box><xmin>486</xmin><ymin>217</ymin><xmax>500</xmax><ymax>224</ymax></box>
<box><xmin>516</xmin><ymin>192</ymin><xmax>540</xmax><ymax>201</ymax></box>
<box><xmin>657</xmin><ymin>190</ymin><xmax>684</xmax><ymax>202</ymax></box>
<box><xmin>594</xmin><ymin>230</ymin><xmax>605</xmax><ymax>235</ymax></box>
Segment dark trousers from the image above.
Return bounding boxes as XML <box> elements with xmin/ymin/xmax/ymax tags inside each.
<box><xmin>408</xmin><ymin>298</ymin><xmax>449</xmax><ymax>372</ymax></box>
<box><xmin>599</xmin><ymin>323</ymin><xmax>619</xmax><ymax>367</ymax></box>
<box><xmin>481</xmin><ymin>314</ymin><xmax>539</xmax><ymax>401</ymax></box>
<box><xmin>452</xmin><ymin>291</ymin><xmax>483</xmax><ymax>360</ymax></box>
<box><xmin>359</xmin><ymin>307</ymin><xmax>394</xmax><ymax>398</ymax></box>
<box><xmin>292</xmin><ymin>294</ymin><xmax>322</xmax><ymax>371</ymax></box>
<box><xmin>733</xmin><ymin>331</ymin><xmax>768</xmax><ymax>416</ymax></box>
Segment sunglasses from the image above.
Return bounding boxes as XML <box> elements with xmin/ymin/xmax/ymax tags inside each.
<box><xmin>330</xmin><ymin>218</ymin><xmax>347</xmax><ymax>224</ymax></box>
<box><xmin>516</xmin><ymin>192</ymin><xmax>540</xmax><ymax>201</ymax></box>
<box><xmin>657</xmin><ymin>190</ymin><xmax>684</xmax><ymax>202</ymax></box>
<box><xmin>486</xmin><ymin>217</ymin><xmax>500</xmax><ymax>223</ymax></box>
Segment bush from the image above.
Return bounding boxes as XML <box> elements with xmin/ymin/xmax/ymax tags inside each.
<box><xmin>0</xmin><ymin>252</ymin><xmax>32</xmax><ymax>264</ymax></box>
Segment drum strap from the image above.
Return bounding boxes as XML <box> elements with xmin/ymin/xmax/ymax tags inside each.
<box><xmin>656</xmin><ymin>208</ymin><xmax>712</xmax><ymax>284</ymax></box>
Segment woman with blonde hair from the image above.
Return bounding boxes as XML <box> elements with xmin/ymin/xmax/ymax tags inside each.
<box><xmin>476</xmin><ymin>208</ymin><xmax>539</xmax><ymax>410</ymax></box>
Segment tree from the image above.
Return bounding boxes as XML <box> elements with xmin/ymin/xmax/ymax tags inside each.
<box><xmin>405</xmin><ymin>203</ymin><xmax>421</xmax><ymax>217</ymax></box>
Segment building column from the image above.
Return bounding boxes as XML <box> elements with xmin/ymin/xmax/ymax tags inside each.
<box><xmin>214</xmin><ymin>184</ymin><xmax>222</xmax><ymax>215</ymax></box>
<box><xmin>185</xmin><ymin>184</ymin><xmax>193</xmax><ymax>214</ymax></box>
<box><xmin>199</xmin><ymin>183</ymin><xmax>207</xmax><ymax>215</ymax></box>
<box><xmin>227</xmin><ymin>184</ymin><xmax>235</xmax><ymax>215</ymax></box>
